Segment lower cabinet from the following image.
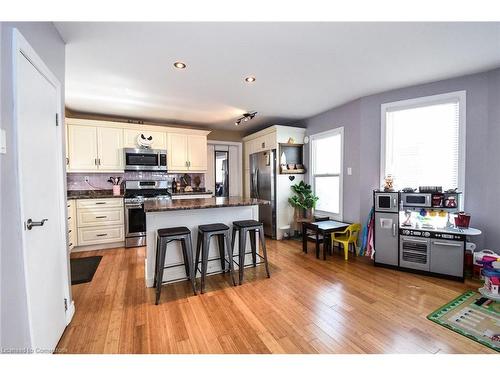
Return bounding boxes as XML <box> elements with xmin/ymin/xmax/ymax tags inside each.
<box><xmin>73</xmin><ymin>198</ymin><xmax>125</xmax><ymax>248</ymax></box>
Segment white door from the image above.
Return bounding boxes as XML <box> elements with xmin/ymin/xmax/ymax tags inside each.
<box><xmin>187</xmin><ymin>135</ymin><xmax>207</xmax><ymax>171</ymax></box>
<box><xmin>16</xmin><ymin>37</ymin><xmax>68</xmax><ymax>351</ymax></box>
<box><xmin>97</xmin><ymin>126</ymin><xmax>124</xmax><ymax>171</ymax></box>
<box><xmin>68</xmin><ymin>124</ymin><xmax>98</xmax><ymax>171</ymax></box>
<box><xmin>168</xmin><ymin>133</ymin><xmax>189</xmax><ymax>171</ymax></box>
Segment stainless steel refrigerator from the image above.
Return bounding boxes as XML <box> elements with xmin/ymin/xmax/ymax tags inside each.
<box><xmin>250</xmin><ymin>150</ymin><xmax>277</xmax><ymax>238</ymax></box>
<box><xmin>373</xmin><ymin>191</ymin><xmax>399</xmax><ymax>266</ymax></box>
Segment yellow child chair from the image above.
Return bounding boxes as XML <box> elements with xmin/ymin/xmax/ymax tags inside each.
<box><xmin>331</xmin><ymin>223</ymin><xmax>361</xmax><ymax>261</ymax></box>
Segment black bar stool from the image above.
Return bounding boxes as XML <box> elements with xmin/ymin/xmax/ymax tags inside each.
<box><xmin>154</xmin><ymin>226</ymin><xmax>196</xmax><ymax>305</ymax></box>
<box><xmin>231</xmin><ymin>220</ymin><xmax>270</xmax><ymax>285</ymax></box>
<box><xmin>195</xmin><ymin>223</ymin><xmax>236</xmax><ymax>293</ymax></box>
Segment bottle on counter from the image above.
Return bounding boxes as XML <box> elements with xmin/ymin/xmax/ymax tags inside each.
<box><xmin>171</xmin><ymin>178</ymin><xmax>177</xmax><ymax>193</ymax></box>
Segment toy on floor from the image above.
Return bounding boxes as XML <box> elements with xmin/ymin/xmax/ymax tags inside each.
<box><xmin>476</xmin><ymin>252</ymin><xmax>500</xmax><ymax>300</ymax></box>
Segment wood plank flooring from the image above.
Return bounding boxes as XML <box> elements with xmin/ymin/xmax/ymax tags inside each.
<box><xmin>57</xmin><ymin>239</ymin><xmax>495</xmax><ymax>354</ymax></box>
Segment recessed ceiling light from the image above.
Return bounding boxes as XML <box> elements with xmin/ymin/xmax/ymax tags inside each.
<box><xmin>173</xmin><ymin>61</ymin><xmax>187</xmax><ymax>69</ymax></box>
<box><xmin>245</xmin><ymin>76</ymin><xmax>256</xmax><ymax>83</ymax></box>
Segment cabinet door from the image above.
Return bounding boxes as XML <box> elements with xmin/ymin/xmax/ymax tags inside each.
<box><xmin>187</xmin><ymin>135</ymin><xmax>207</xmax><ymax>171</ymax></box>
<box><xmin>124</xmin><ymin>129</ymin><xmax>167</xmax><ymax>149</ymax></box>
<box><xmin>97</xmin><ymin>127</ymin><xmax>124</xmax><ymax>171</ymax></box>
<box><xmin>67</xmin><ymin>125</ymin><xmax>98</xmax><ymax>171</ymax></box>
<box><xmin>168</xmin><ymin>133</ymin><xmax>189</xmax><ymax>171</ymax></box>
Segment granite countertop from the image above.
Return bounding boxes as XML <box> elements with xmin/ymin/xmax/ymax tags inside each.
<box><xmin>144</xmin><ymin>196</ymin><xmax>269</xmax><ymax>212</ymax></box>
<box><xmin>169</xmin><ymin>190</ymin><xmax>213</xmax><ymax>196</ymax></box>
<box><xmin>67</xmin><ymin>190</ymin><xmax>124</xmax><ymax>200</ymax></box>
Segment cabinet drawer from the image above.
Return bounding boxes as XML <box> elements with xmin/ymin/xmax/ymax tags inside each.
<box><xmin>77</xmin><ymin>225</ymin><xmax>124</xmax><ymax>246</ymax></box>
<box><xmin>77</xmin><ymin>198</ymin><xmax>123</xmax><ymax>209</ymax></box>
<box><xmin>77</xmin><ymin>207</ymin><xmax>124</xmax><ymax>227</ymax></box>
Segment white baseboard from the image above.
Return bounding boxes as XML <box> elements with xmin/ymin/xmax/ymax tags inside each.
<box><xmin>65</xmin><ymin>300</ymin><xmax>75</xmax><ymax>325</ymax></box>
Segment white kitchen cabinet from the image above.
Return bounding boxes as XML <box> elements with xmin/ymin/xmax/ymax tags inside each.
<box><xmin>97</xmin><ymin>127</ymin><xmax>124</xmax><ymax>171</ymax></box>
<box><xmin>187</xmin><ymin>134</ymin><xmax>208</xmax><ymax>171</ymax></box>
<box><xmin>168</xmin><ymin>133</ymin><xmax>189</xmax><ymax>171</ymax></box>
<box><xmin>123</xmin><ymin>129</ymin><xmax>167</xmax><ymax>149</ymax></box>
<box><xmin>168</xmin><ymin>133</ymin><xmax>207</xmax><ymax>172</ymax></box>
<box><xmin>67</xmin><ymin>125</ymin><xmax>123</xmax><ymax>172</ymax></box>
<box><xmin>68</xmin><ymin>125</ymin><xmax>98</xmax><ymax>171</ymax></box>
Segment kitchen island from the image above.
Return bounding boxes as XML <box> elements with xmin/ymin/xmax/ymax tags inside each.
<box><xmin>144</xmin><ymin>197</ymin><xmax>269</xmax><ymax>287</ymax></box>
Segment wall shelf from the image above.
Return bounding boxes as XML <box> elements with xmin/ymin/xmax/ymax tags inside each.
<box><xmin>279</xmin><ymin>143</ymin><xmax>305</xmax><ymax>175</ymax></box>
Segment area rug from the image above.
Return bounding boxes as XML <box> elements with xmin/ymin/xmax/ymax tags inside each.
<box><xmin>70</xmin><ymin>256</ymin><xmax>102</xmax><ymax>285</ymax></box>
<box><xmin>427</xmin><ymin>290</ymin><xmax>500</xmax><ymax>352</ymax></box>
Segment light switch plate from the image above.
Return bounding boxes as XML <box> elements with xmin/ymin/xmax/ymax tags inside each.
<box><xmin>347</xmin><ymin>167</ymin><xmax>352</xmax><ymax>175</ymax></box>
<box><xmin>0</xmin><ymin>129</ymin><xmax>6</xmax><ymax>154</ymax></box>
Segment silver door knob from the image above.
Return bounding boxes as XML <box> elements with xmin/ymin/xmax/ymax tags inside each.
<box><xmin>26</xmin><ymin>218</ymin><xmax>48</xmax><ymax>230</ymax></box>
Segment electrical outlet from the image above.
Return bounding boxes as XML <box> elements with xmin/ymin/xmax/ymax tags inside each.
<box><xmin>84</xmin><ymin>176</ymin><xmax>90</xmax><ymax>183</ymax></box>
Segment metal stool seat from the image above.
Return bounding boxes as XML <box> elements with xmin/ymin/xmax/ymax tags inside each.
<box><xmin>154</xmin><ymin>226</ymin><xmax>196</xmax><ymax>304</ymax></box>
<box><xmin>195</xmin><ymin>223</ymin><xmax>236</xmax><ymax>293</ymax></box>
<box><xmin>231</xmin><ymin>220</ymin><xmax>271</xmax><ymax>285</ymax></box>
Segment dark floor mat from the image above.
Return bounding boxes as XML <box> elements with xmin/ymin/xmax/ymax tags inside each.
<box><xmin>70</xmin><ymin>256</ymin><xmax>102</xmax><ymax>285</ymax></box>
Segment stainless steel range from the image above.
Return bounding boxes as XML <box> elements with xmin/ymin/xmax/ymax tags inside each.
<box><xmin>124</xmin><ymin>180</ymin><xmax>170</xmax><ymax>247</ymax></box>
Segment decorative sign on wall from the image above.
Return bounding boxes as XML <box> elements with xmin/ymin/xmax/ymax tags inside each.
<box><xmin>137</xmin><ymin>133</ymin><xmax>154</xmax><ymax>148</ymax></box>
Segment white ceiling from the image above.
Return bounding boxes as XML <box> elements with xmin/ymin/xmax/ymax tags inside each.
<box><xmin>55</xmin><ymin>22</ymin><xmax>500</xmax><ymax>132</ymax></box>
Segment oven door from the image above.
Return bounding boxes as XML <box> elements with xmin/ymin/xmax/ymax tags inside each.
<box><xmin>399</xmin><ymin>236</ymin><xmax>430</xmax><ymax>271</ymax></box>
<box><xmin>125</xmin><ymin>203</ymin><xmax>146</xmax><ymax>246</ymax></box>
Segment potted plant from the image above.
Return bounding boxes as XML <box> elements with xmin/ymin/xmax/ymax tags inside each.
<box><xmin>288</xmin><ymin>181</ymin><xmax>319</xmax><ymax>221</ymax></box>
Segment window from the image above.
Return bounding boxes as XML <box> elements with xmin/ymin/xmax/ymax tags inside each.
<box><xmin>310</xmin><ymin>127</ymin><xmax>344</xmax><ymax>219</ymax></box>
<box><xmin>381</xmin><ymin>91</ymin><xmax>466</xmax><ymax>191</ymax></box>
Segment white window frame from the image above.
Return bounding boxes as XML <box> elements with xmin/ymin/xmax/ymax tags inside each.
<box><xmin>309</xmin><ymin>127</ymin><xmax>344</xmax><ymax>221</ymax></box>
<box><xmin>380</xmin><ymin>90</ymin><xmax>466</xmax><ymax>196</ymax></box>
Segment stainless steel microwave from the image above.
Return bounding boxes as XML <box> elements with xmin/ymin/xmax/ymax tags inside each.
<box><xmin>124</xmin><ymin>148</ymin><xmax>167</xmax><ymax>171</ymax></box>
<box><xmin>401</xmin><ymin>193</ymin><xmax>432</xmax><ymax>207</ymax></box>
<box><xmin>374</xmin><ymin>192</ymin><xmax>399</xmax><ymax>213</ymax></box>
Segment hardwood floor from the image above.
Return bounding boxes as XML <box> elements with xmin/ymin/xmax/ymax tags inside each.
<box><xmin>58</xmin><ymin>239</ymin><xmax>494</xmax><ymax>354</ymax></box>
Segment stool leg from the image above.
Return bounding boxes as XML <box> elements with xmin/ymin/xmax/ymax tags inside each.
<box><xmin>217</xmin><ymin>234</ymin><xmax>226</xmax><ymax>272</ymax></box>
<box><xmin>258</xmin><ymin>226</ymin><xmax>271</xmax><ymax>278</ymax></box>
<box><xmin>231</xmin><ymin>227</ymin><xmax>237</xmax><ymax>268</ymax></box>
<box><xmin>155</xmin><ymin>238</ymin><xmax>167</xmax><ymax>305</ymax></box>
<box><xmin>200</xmin><ymin>234</ymin><xmax>210</xmax><ymax>294</ymax></box>
<box><xmin>224</xmin><ymin>232</ymin><xmax>236</xmax><ymax>286</ymax></box>
<box><xmin>195</xmin><ymin>232</ymin><xmax>202</xmax><ymax>278</ymax></box>
<box><xmin>180</xmin><ymin>238</ymin><xmax>190</xmax><ymax>278</ymax></box>
<box><xmin>184</xmin><ymin>234</ymin><xmax>197</xmax><ymax>295</ymax></box>
<box><xmin>153</xmin><ymin>235</ymin><xmax>160</xmax><ymax>288</ymax></box>
<box><xmin>238</xmin><ymin>228</ymin><xmax>247</xmax><ymax>285</ymax></box>
<box><xmin>249</xmin><ymin>229</ymin><xmax>257</xmax><ymax>267</ymax></box>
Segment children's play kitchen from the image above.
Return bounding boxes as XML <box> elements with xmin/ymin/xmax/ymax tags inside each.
<box><xmin>373</xmin><ymin>186</ymin><xmax>482</xmax><ymax>281</ymax></box>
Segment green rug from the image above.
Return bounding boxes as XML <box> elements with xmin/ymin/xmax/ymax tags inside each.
<box><xmin>427</xmin><ymin>290</ymin><xmax>500</xmax><ymax>352</ymax></box>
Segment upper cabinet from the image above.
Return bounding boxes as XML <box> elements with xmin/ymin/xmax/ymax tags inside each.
<box><xmin>67</xmin><ymin>124</ymin><xmax>123</xmax><ymax>172</ymax></box>
<box><xmin>65</xmin><ymin>118</ymin><xmax>210</xmax><ymax>173</ymax></box>
<box><xmin>97</xmin><ymin>127</ymin><xmax>124</xmax><ymax>171</ymax></box>
<box><xmin>67</xmin><ymin>125</ymin><xmax>99</xmax><ymax>171</ymax></box>
<box><xmin>123</xmin><ymin>129</ymin><xmax>167</xmax><ymax>149</ymax></box>
<box><xmin>168</xmin><ymin>133</ymin><xmax>207</xmax><ymax>172</ymax></box>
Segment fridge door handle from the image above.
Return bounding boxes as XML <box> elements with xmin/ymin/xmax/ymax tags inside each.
<box><xmin>255</xmin><ymin>168</ymin><xmax>259</xmax><ymax>198</ymax></box>
<box><xmin>392</xmin><ymin>223</ymin><xmax>397</xmax><ymax>237</ymax></box>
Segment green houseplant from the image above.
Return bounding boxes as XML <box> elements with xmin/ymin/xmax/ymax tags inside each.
<box><xmin>288</xmin><ymin>181</ymin><xmax>319</xmax><ymax>220</ymax></box>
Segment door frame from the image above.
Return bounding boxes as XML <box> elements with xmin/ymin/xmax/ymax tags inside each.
<box><xmin>12</xmin><ymin>29</ymin><xmax>74</xmax><ymax>343</ymax></box>
<box><xmin>207</xmin><ymin>140</ymin><xmax>243</xmax><ymax>196</ymax></box>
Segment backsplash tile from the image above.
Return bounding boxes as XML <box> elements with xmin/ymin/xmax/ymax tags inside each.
<box><xmin>67</xmin><ymin>172</ymin><xmax>205</xmax><ymax>191</ymax></box>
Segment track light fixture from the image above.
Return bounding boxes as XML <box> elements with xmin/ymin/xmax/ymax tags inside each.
<box><xmin>235</xmin><ymin>112</ymin><xmax>257</xmax><ymax>126</ymax></box>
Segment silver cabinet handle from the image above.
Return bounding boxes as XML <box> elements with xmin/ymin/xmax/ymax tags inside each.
<box><xmin>94</xmin><ymin>158</ymin><xmax>98</xmax><ymax>166</ymax></box>
<box><xmin>95</xmin><ymin>202</ymin><xmax>106</xmax><ymax>205</ymax></box>
<box><xmin>95</xmin><ymin>216</ymin><xmax>107</xmax><ymax>219</ymax></box>
<box><xmin>96</xmin><ymin>233</ymin><xmax>108</xmax><ymax>237</ymax></box>
<box><xmin>393</xmin><ymin>197</ymin><xmax>397</xmax><ymax>207</ymax></box>
<box><xmin>392</xmin><ymin>223</ymin><xmax>397</xmax><ymax>237</ymax></box>
<box><xmin>432</xmin><ymin>241</ymin><xmax>462</xmax><ymax>247</ymax></box>
<box><xmin>26</xmin><ymin>218</ymin><xmax>48</xmax><ymax>230</ymax></box>
<box><xmin>404</xmin><ymin>238</ymin><xmax>428</xmax><ymax>244</ymax></box>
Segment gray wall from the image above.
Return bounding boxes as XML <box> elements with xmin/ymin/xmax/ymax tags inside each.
<box><xmin>305</xmin><ymin>68</ymin><xmax>500</xmax><ymax>251</ymax></box>
<box><xmin>1</xmin><ymin>22</ymin><xmax>65</xmax><ymax>350</ymax></box>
